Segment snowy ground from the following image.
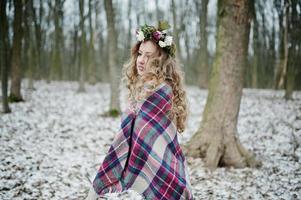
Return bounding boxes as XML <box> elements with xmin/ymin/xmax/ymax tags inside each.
<box><xmin>1</xmin><ymin>80</ymin><xmax>301</xmax><ymax>200</ymax></box>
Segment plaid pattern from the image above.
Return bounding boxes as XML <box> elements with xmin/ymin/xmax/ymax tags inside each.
<box><xmin>93</xmin><ymin>83</ymin><xmax>193</xmax><ymax>200</ymax></box>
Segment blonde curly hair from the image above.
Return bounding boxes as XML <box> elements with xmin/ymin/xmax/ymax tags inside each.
<box><xmin>122</xmin><ymin>41</ymin><xmax>188</xmax><ymax>133</ymax></box>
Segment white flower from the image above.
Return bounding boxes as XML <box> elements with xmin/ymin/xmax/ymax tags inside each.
<box><xmin>136</xmin><ymin>30</ymin><xmax>145</xmax><ymax>41</ymax></box>
<box><xmin>164</xmin><ymin>36</ymin><xmax>173</xmax><ymax>46</ymax></box>
<box><xmin>158</xmin><ymin>41</ymin><xmax>167</xmax><ymax>47</ymax></box>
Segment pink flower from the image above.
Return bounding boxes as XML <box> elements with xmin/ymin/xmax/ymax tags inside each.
<box><xmin>152</xmin><ymin>31</ymin><xmax>162</xmax><ymax>41</ymax></box>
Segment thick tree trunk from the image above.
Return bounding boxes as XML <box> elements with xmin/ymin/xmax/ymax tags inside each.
<box><xmin>104</xmin><ymin>0</ymin><xmax>120</xmax><ymax>115</ymax></box>
<box><xmin>184</xmin><ymin>0</ymin><xmax>261</xmax><ymax>170</ymax></box>
<box><xmin>9</xmin><ymin>0</ymin><xmax>24</xmax><ymax>102</ymax></box>
<box><xmin>0</xmin><ymin>0</ymin><xmax>11</xmax><ymax>113</ymax></box>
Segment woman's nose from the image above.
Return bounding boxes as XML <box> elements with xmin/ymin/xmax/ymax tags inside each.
<box><xmin>139</xmin><ymin>57</ymin><xmax>146</xmax><ymax>65</ymax></box>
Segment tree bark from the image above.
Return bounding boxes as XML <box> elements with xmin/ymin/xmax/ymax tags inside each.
<box><xmin>104</xmin><ymin>0</ymin><xmax>120</xmax><ymax>115</ymax></box>
<box><xmin>9</xmin><ymin>0</ymin><xmax>24</xmax><ymax>102</ymax></box>
<box><xmin>184</xmin><ymin>0</ymin><xmax>261</xmax><ymax>170</ymax></box>
<box><xmin>0</xmin><ymin>0</ymin><xmax>11</xmax><ymax>113</ymax></box>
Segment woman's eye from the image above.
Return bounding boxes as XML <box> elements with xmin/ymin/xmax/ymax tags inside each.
<box><xmin>138</xmin><ymin>52</ymin><xmax>142</xmax><ymax>56</ymax></box>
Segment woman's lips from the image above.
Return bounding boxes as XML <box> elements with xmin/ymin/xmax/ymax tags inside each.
<box><xmin>138</xmin><ymin>66</ymin><xmax>144</xmax><ymax>71</ymax></box>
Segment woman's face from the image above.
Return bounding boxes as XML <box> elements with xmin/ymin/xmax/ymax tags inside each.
<box><xmin>136</xmin><ymin>41</ymin><xmax>158</xmax><ymax>76</ymax></box>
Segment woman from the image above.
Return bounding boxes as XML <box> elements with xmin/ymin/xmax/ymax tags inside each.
<box><xmin>86</xmin><ymin>22</ymin><xmax>193</xmax><ymax>200</ymax></box>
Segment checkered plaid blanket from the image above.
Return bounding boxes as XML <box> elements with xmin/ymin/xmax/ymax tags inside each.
<box><xmin>93</xmin><ymin>83</ymin><xmax>193</xmax><ymax>200</ymax></box>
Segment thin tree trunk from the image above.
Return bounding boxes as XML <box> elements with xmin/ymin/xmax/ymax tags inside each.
<box><xmin>274</xmin><ymin>1</ymin><xmax>285</xmax><ymax>89</ymax></box>
<box><xmin>155</xmin><ymin>0</ymin><xmax>160</xmax><ymax>21</ymax></box>
<box><xmin>125</xmin><ymin>0</ymin><xmax>132</xmax><ymax>57</ymax></box>
<box><xmin>72</xmin><ymin>24</ymin><xmax>79</xmax><ymax>81</ymax></box>
<box><xmin>104</xmin><ymin>0</ymin><xmax>120</xmax><ymax>115</ymax></box>
<box><xmin>9</xmin><ymin>0</ymin><xmax>24</xmax><ymax>102</ymax></box>
<box><xmin>279</xmin><ymin>2</ymin><xmax>289</xmax><ymax>91</ymax></box>
<box><xmin>251</xmin><ymin>0</ymin><xmax>259</xmax><ymax>88</ymax></box>
<box><xmin>88</xmin><ymin>0</ymin><xmax>96</xmax><ymax>84</ymax></box>
<box><xmin>285</xmin><ymin>52</ymin><xmax>295</xmax><ymax>100</ymax></box>
<box><xmin>50</xmin><ymin>0</ymin><xmax>63</xmax><ymax>80</ymax></box>
<box><xmin>171</xmin><ymin>0</ymin><xmax>182</xmax><ymax>62</ymax></box>
<box><xmin>32</xmin><ymin>0</ymin><xmax>44</xmax><ymax>80</ymax></box>
<box><xmin>26</xmin><ymin>0</ymin><xmax>36</xmax><ymax>90</ymax></box>
<box><xmin>78</xmin><ymin>0</ymin><xmax>86</xmax><ymax>92</ymax></box>
<box><xmin>0</xmin><ymin>0</ymin><xmax>11</xmax><ymax>113</ymax></box>
<box><xmin>94</xmin><ymin>1</ymin><xmax>103</xmax><ymax>82</ymax></box>
<box><xmin>184</xmin><ymin>0</ymin><xmax>261</xmax><ymax>170</ymax></box>
<box><xmin>285</xmin><ymin>0</ymin><xmax>299</xmax><ymax>100</ymax></box>
<box><xmin>196</xmin><ymin>0</ymin><xmax>209</xmax><ymax>89</ymax></box>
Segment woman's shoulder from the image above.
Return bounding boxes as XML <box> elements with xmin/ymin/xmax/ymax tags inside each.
<box><xmin>159</xmin><ymin>81</ymin><xmax>173</xmax><ymax>94</ymax></box>
<box><xmin>153</xmin><ymin>82</ymin><xmax>173</xmax><ymax>100</ymax></box>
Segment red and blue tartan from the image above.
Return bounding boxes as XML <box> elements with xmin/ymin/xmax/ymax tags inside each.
<box><xmin>93</xmin><ymin>83</ymin><xmax>193</xmax><ymax>200</ymax></box>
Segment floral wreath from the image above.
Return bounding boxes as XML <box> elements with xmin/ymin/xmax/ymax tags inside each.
<box><xmin>135</xmin><ymin>21</ymin><xmax>176</xmax><ymax>57</ymax></box>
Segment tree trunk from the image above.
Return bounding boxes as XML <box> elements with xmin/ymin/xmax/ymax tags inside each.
<box><xmin>184</xmin><ymin>0</ymin><xmax>261</xmax><ymax>170</ymax></box>
<box><xmin>285</xmin><ymin>0</ymin><xmax>299</xmax><ymax>100</ymax></box>
<box><xmin>72</xmin><ymin>24</ymin><xmax>79</xmax><ymax>81</ymax></box>
<box><xmin>274</xmin><ymin>1</ymin><xmax>285</xmax><ymax>89</ymax></box>
<box><xmin>251</xmin><ymin>0</ymin><xmax>259</xmax><ymax>88</ymax></box>
<box><xmin>26</xmin><ymin>0</ymin><xmax>36</xmax><ymax>90</ymax></box>
<box><xmin>50</xmin><ymin>0</ymin><xmax>63</xmax><ymax>80</ymax></box>
<box><xmin>197</xmin><ymin>0</ymin><xmax>209</xmax><ymax>89</ymax></box>
<box><xmin>9</xmin><ymin>0</ymin><xmax>24</xmax><ymax>102</ymax></box>
<box><xmin>0</xmin><ymin>0</ymin><xmax>11</xmax><ymax>113</ymax></box>
<box><xmin>155</xmin><ymin>0</ymin><xmax>160</xmax><ymax>21</ymax></box>
<box><xmin>87</xmin><ymin>0</ymin><xmax>97</xmax><ymax>84</ymax></box>
<box><xmin>78</xmin><ymin>0</ymin><xmax>86</xmax><ymax>92</ymax></box>
<box><xmin>32</xmin><ymin>0</ymin><xmax>44</xmax><ymax>80</ymax></box>
<box><xmin>171</xmin><ymin>0</ymin><xmax>182</xmax><ymax>62</ymax></box>
<box><xmin>104</xmin><ymin>0</ymin><xmax>120</xmax><ymax>115</ymax></box>
<box><xmin>279</xmin><ymin>2</ymin><xmax>289</xmax><ymax>92</ymax></box>
<box><xmin>285</xmin><ymin>51</ymin><xmax>295</xmax><ymax>100</ymax></box>
<box><xmin>125</xmin><ymin>0</ymin><xmax>132</xmax><ymax>58</ymax></box>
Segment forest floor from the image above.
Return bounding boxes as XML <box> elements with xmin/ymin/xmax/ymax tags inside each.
<box><xmin>1</xmin><ymin>80</ymin><xmax>301</xmax><ymax>200</ymax></box>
